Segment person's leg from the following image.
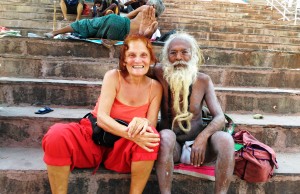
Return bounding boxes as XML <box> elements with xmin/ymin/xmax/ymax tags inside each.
<box><xmin>206</xmin><ymin>131</ymin><xmax>235</xmax><ymax>194</ymax></box>
<box><xmin>155</xmin><ymin>129</ymin><xmax>178</xmax><ymax>194</ymax></box>
<box><xmin>130</xmin><ymin>160</ymin><xmax>155</xmax><ymax>194</ymax></box>
<box><xmin>43</xmin><ymin>120</ymin><xmax>102</xmax><ymax>194</ymax></box>
<box><xmin>76</xmin><ymin>2</ymin><xmax>84</xmax><ymax>21</ymax></box>
<box><xmin>47</xmin><ymin>165</ymin><xmax>70</xmax><ymax>194</ymax></box>
<box><xmin>60</xmin><ymin>0</ymin><xmax>68</xmax><ymax>20</ymax></box>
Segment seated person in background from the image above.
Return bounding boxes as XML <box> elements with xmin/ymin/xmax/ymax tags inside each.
<box><xmin>153</xmin><ymin>32</ymin><xmax>235</xmax><ymax>194</ymax></box>
<box><xmin>120</xmin><ymin>0</ymin><xmax>147</xmax><ymax>13</ymax></box>
<box><xmin>42</xmin><ymin>34</ymin><xmax>163</xmax><ymax>194</ymax></box>
<box><xmin>102</xmin><ymin>0</ymin><xmax>120</xmax><ymax>15</ymax></box>
<box><xmin>92</xmin><ymin>0</ymin><xmax>104</xmax><ymax>17</ymax></box>
<box><xmin>60</xmin><ymin>0</ymin><xmax>84</xmax><ymax>21</ymax></box>
<box><xmin>44</xmin><ymin>0</ymin><xmax>165</xmax><ymax>40</ymax></box>
<box><xmin>93</xmin><ymin>0</ymin><xmax>120</xmax><ymax>17</ymax></box>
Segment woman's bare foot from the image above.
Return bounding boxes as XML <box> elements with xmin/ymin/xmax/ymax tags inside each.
<box><xmin>139</xmin><ymin>6</ymin><xmax>158</xmax><ymax>38</ymax></box>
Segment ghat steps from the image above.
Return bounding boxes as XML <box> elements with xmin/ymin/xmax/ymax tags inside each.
<box><xmin>0</xmin><ymin>0</ymin><xmax>299</xmax><ymax>193</ymax></box>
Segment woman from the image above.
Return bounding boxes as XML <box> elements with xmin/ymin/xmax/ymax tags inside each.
<box><xmin>42</xmin><ymin>34</ymin><xmax>163</xmax><ymax>194</ymax></box>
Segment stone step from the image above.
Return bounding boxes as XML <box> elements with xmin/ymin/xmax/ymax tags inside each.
<box><xmin>0</xmin><ymin>10</ymin><xmax>81</xmax><ymax>21</ymax></box>
<box><xmin>0</xmin><ymin>106</ymin><xmax>299</xmax><ymax>151</ymax></box>
<box><xmin>5</xmin><ymin>0</ymin><xmax>55</xmax><ymax>4</ymax></box>
<box><xmin>195</xmin><ymin>38</ymin><xmax>300</xmax><ymax>52</ymax></box>
<box><xmin>202</xmin><ymin>66</ymin><xmax>300</xmax><ymax>89</ymax></box>
<box><xmin>159</xmin><ymin>22</ymin><xmax>300</xmax><ymax>38</ymax></box>
<box><xmin>162</xmin><ymin>11</ymin><xmax>283</xmax><ymax>24</ymax></box>
<box><xmin>0</xmin><ymin>37</ymin><xmax>117</xmax><ymax>59</ymax></box>
<box><xmin>0</xmin><ymin>2</ymin><xmax>281</xmax><ymax>22</ymax></box>
<box><xmin>2</xmin><ymin>37</ymin><xmax>299</xmax><ymax>68</ymax></box>
<box><xmin>158</xmin><ymin>17</ymin><xmax>300</xmax><ymax>32</ymax></box>
<box><xmin>165</xmin><ymin>0</ymin><xmax>276</xmax><ymax>11</ymax></box>
<box><xmin>194</xmin><ymin>31</ymin><xmax>300</xmax><ymax>45</ymax></box>
<box><xmin>0</xmin><ymin>78</ymin><xmax>299</xmax><ymax>114</ymax></box>
<box><xmin>0</xmin><ymin>55</ymin><xmax>118</xmax><ymax>81</ymax></box>
<box><xmin>160</xmin><ymin>13</ymin><xmax>293</xmax><ymax>28</ymax></box>
<box><xmin>1</xmin><ymin>54</ymin><xmax>299</xmax><ymax>88</ymax></box>
<box><xmin>0</xmin><ymin>147</ymin><xmax>299</xmax><ymax>194</ymax></box>
<box><xmin>2</xmin><ymin>13</ymin><xmax>298</xmax><ymax>36</ymax></box>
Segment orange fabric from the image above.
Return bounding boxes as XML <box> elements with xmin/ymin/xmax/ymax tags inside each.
<box><xmin>91</xmin><ymin>71</ymin><xmax>153</xmax><ymax>123</ymax></box>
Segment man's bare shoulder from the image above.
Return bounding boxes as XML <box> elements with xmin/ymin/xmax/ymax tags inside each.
<box><xmin>196</xmin><ymin>72</ymin><xmax>211</xmax><ymax>82</ymax></box>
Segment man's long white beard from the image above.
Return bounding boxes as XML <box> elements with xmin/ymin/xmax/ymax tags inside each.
<box><xmin>163</xmin><ymin>59</ymin><xmax>198</xmax><ymax>133</ymax></box>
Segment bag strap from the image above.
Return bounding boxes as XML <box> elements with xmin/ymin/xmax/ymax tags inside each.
<box><xmin>201</xmin><ymin>106</ymin><xmax>236</xmax><ymax>135</ymax></box>
<box><xmin>224</xmin><ymin>114</ymin><xmax>236</xmax><ymax>135</ymax></box>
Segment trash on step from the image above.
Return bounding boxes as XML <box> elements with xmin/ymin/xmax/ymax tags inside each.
<box><xmin>0</xmin><ymin>26</ymin><xmax>21</xmax><ymax>38</ymax></box>
<box><xmin>35</xmin><ymin>107</ymin><xmax>54</xmax><ymax>114</ymax></box>
<box><xmin>253</xmin><ymin>114</ymin><xmax>263</xmax><ymax>119</ymax></box>
<box><xmin>28</xmin><ymin>33</ymin><xmax>42</xmax><ymax>38</ymax></box>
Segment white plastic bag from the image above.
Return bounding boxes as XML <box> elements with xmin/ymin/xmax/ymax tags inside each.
<box><xmin>180</xmin><ymin>140</ymin><xmax>194</xmax><ymax>164</ymax></box>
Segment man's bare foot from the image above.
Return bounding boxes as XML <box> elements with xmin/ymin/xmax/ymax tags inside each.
<box><xmin>139</xmin><ymin>6</ymin><xmax>158</xmax><ymax>38</ymax></box>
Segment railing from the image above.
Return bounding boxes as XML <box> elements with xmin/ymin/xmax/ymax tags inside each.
<box><xmin>266</xmin><ymin>0</ymin><xmax>300</xmax><ymax>24</ymax></box>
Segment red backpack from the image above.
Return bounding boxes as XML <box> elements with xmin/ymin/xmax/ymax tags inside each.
<box><xmin>233</xmin><ymin>130</ymin><xmax>279</xmax><ymax>183</ymax></box>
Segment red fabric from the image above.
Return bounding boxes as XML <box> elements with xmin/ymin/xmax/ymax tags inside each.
<box><xmin>42</xmin><ymin>119</ymin><xmax>159</xmax><ymax>172</ymax></box>
<box><xmin>42</xmin><ymin>118</ymin><xmax>104</xmax><ymax>170</ymax></box>
<box><xmin>174</xmin><ymin>164</ymin><xmax>215</xmax><ymax>181</ymax></box>
<box><xmin>91</xmin><ymin>98</ymin><xmax>149</xmax><ymax>124</ymax></box>
<box><xmin>233</xmin><ymin>130</ymin><xmax>278</xmax><ymax>183</ymax></box>
<box><xmin>104</xmin><ymin>126</ymin><xmax>159</xmax><ymax>173</ymax></box>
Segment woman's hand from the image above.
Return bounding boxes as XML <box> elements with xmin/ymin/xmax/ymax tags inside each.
<box><xmin>130</xmin><ymin>131</ymin><xmax>160</xmax><ymax>152</ymax></box>
<box><xmin>127</xmin><ymin>117</ymin><xmax>154</xmax><ymax>138</ymax></box>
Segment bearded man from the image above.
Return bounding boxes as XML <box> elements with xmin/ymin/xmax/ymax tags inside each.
<box><xmin>153</xmin><ymin>32</ymin><xmax>235</xmax><ymax>194</ymax></box>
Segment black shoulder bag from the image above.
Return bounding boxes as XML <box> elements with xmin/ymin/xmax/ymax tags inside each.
<box><xmin>84</xmin><ymin>113</ymin><xmax>128</xmax><ymax>147</ymax></box>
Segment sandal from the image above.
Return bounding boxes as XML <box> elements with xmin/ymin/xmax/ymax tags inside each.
<box><xmin>35</xmin><ymin>107</ymin><xmax>54</xmax><ymax>114</ymax></box>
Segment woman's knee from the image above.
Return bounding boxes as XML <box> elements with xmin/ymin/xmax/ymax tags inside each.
<box><xmin>43</xmin><ymin>123</ymin><xmax>71</xmax><ymax>148</ymax></box>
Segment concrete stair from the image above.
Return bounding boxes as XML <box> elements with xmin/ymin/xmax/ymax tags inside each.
<box><xmin>0</xmin><ymin>0</ymin><xmax>300</xmax><ymax>193</ymax></box>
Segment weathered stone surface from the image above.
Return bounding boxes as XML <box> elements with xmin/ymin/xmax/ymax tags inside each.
<box><xmin>1</xmin><ymin>169</ymin><xmax>300</xmax><ymax>194</ymax></box>
<box><xmin>1</xmin><ymin>110</ymin><xmax>299</xmax><ymax>151</ymax></box>
<box><xmin>219</xmin><ymin>91</ymin><xmax>300</xmax><ymax>114</ymax></box>
<box><xmin>0</xmin><ymin>55</ymin><xmax>118</xmax><ymax>80</ymax></box>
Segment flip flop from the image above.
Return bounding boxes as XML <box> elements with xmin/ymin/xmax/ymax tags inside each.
<box><xmin>35</xmin><ymin>107</ymin><xmax>54</xmax><ymax>114</ymax></box>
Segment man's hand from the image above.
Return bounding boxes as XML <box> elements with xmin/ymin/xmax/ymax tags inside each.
<box><xmin>190</xmin><ymin>137</ymin><xmax>208</xmax><ymax>166</ymax></box>
<box><xmin>139</xmin><ymin>5</ymin><xmax>158</xmax><ymax>38</ymax></box>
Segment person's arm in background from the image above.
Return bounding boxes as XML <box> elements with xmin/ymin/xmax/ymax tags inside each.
<box><xmin>126</xmin><ymin>4</ymin><xmax>148</xmax><ymax>19</ymax></box>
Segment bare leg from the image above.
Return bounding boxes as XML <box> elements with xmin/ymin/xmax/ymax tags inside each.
<box><xmin>155</xmin><ymin>130</ymin><xmax>177</xmax><ymax>194</ymax></box>
<box><xmin>139</xmin><ymin>6</ymin><xmax>158</xmax><ymax>38</ymax></box>
<box><xmin>76</xmin><ymin>3</ymin><xmax>83</xmax><ymax>21</ymax></box>
<box><xmin>60</xmin><ymin>0</ymin><xmax>68</xmax><ymax>20</ymax></box>
<box><xmin>130</xmin><ymin>160</ymin><xmax>155</xmax><ymax>194</ymax></box>
<box><xmin>209</xmin><ymin>131</ymin><xmax>235</xmax><ymax>194</ymax></box>
<box><xmin>44</xmin><ymin>25</ymin><xmax>74</xmax><ymax>38</ymax></box>
<box><xmin>47</xmin><ymin>165</ymin><xmax>70</xmax><ymax>194</ymax></box>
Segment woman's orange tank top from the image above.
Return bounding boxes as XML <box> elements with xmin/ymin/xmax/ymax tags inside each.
<box><xmin>91</xmin><ymin>70</ymin><xmax>153</xmax><ymax>123</ymax></box>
